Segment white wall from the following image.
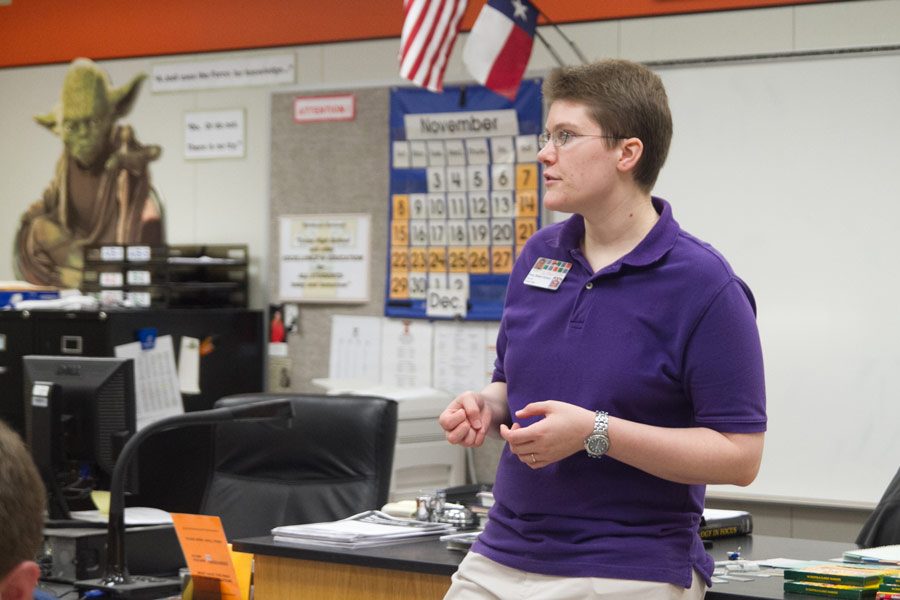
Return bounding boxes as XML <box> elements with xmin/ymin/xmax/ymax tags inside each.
<box><xmin>2</xmin><ymin>0</ymin><xmax>898</xmax><ymax>309</ymax></box>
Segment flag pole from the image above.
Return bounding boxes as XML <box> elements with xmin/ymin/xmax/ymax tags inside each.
<box><xmin>534</xmin><ymin>29</ymin><xmax>565</xmax><ymax>67</ymax></box>
<box><xmin>532</xmin><ymin>2</ymin><xmax>589</xmax><ymax>65</ymax></box>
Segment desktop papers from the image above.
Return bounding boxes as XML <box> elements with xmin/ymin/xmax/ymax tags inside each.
<box><xmin>69</xmin><ymin>507</ymin><xmax>174</xmax><ymax>526</ymax></box>
<box><xmin>271</xmin><ymin>510</ymin><xmax>454</xmax><ymax>549</ymax></box>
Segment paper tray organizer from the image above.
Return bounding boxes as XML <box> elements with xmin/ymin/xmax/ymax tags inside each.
<box><xmin>82</xmin><ymin>244</ymin><xmax>248</xmax><ymax>308</ymax></box>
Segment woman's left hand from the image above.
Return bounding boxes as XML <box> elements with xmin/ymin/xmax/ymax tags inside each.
<box><xmin>499</xmin><ymin>401</ymin><xmax>595</xmax><ymax>469</ymax></box>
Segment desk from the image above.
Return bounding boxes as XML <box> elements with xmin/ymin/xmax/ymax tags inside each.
<box><xmin>234</xmin><ymin>535</ymin><xmax>460</xmax><ymax>599</ymax></box>
<box><xmin>233</xmin><ymin>534</ymin><xmax>854</xmax><ymax>600</ymax></box>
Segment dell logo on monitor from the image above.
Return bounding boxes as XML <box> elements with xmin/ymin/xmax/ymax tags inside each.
<box><xmin>56</xmin><ymin>364</ymin><xmax>81</xmax><ymax>376</ymax></box>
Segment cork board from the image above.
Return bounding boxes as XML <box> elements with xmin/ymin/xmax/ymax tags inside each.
<box><xmin>269</xmin><ymin>86</ymin><xmax>389</xmax><ymax>392</ymax></box>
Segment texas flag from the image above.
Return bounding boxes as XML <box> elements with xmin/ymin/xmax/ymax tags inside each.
<box><xmin>463</xmin><ymin>0</ymin><xmax>538</xmax><ymax>101</ymax></box>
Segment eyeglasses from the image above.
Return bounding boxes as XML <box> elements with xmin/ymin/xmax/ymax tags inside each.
<box><xmin>538</xmin><ymin>130</ymin><xmax>626</xmax><ymax>149</ymax></box>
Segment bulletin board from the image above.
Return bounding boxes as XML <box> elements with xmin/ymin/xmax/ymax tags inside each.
<box><xmin>268</xmin><ymin>82</ymin><xmax>541</xmax><ymax>393</ymax></box>
<box><xmin>385</xmin><ymin>80</ymin><xmax>543</xmax><ymax>320</ymax></box>
<box><xmin>269</xmin><ymin>86</ymin><xmax>391</xmax><ymax>393</ymax></box>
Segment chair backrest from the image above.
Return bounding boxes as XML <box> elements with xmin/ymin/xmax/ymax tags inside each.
<box><xmin>202</xmin><ymin>393</ymin><xmax>398</xmax><ymax>540</ymax></box>
<box><xmin>856</xmin><ymin>466</ymin><xmax>900</xmax><ymax>548</ymax></box>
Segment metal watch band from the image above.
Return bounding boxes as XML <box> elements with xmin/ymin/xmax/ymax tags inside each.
<box><xmin>594</xmin><ymin>410</ymin><xmax>608</xmax><ymax>435</ymax></box>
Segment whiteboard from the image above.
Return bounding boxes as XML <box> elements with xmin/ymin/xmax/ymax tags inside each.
<box><xmin>652</xmin><ymin>52</ymin><xmax>900</xmax><ymax>507</ymax></box>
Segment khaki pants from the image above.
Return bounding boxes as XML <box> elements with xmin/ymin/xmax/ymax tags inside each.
<box><xmin>444</xmin><ymin>552</ymin><xmax>707</xmax><ymax>600</ymax></box>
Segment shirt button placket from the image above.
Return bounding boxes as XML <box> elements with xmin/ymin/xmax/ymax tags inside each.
<box><xmin>570</xmin><ymin>279</ymin><xmax>595</xmax><ymax>326</ymax></box>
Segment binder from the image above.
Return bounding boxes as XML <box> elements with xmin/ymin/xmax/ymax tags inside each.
<box><xmin>700</xmin><ymin>508</ymin><xmax>752</xmax><ymax>539</ymax></box>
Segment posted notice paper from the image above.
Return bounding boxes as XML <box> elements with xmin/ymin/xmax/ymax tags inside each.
<box><xmin>114</xmin><ymin>334</ymin><xmax>183</xmax><ymax>430</ymax></box>
<box><xmin>381</xmin><ymin>319</ymin><xmax>433</xmax><ymax>389</ymax></box>
<box><xmin>278</xmin><ymin>213</ymin><xmax>371</xmax><ymax>303</ymax></box>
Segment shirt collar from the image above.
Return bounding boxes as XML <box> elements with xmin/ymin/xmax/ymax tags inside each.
<box><xmin>552</xmin><ymin>197</ymin><xmax>680</xmax><ymax>268</ymax></box>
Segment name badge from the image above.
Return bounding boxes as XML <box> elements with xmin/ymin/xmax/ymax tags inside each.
<box><xmin>524</xmin><ymin>257</ymin><xmax>572</xmax><ymax>290</ymax></box>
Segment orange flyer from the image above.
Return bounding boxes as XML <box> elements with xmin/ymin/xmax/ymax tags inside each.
<box><xmin>170</xmin><ymin>513</ymin><xmax>241</xmax><ymax>600</ymax></box>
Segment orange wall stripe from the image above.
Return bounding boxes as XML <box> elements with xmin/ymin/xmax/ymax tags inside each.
<box><xmin>0</xmin><ymin>0</ymin><xmax>830</xmax><ymax>69</ymax></box>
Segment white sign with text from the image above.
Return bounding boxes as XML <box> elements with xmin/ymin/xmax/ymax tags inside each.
<box><xmin>184</xmin><ymin>109</ymin><xmax>245</xmax><ymax>159</ymax></box>
<box><xmin>279</xmin><ymin>213</ymin><xmax>371</xmax><ymax>303</ymax></box>
<box><xmin>403</xmin><ymin>109</ymin><xmax>519</xmax><ymax>140</ymax></box>
<box><xmin>152</xmin><ymin>53</ymin><xmax>295</xmax><ymax>92</ymax></box>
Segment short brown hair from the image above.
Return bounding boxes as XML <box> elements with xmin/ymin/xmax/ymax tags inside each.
<box><xmin>0</xmin><ymin>420</ymin><xmax>46</xmax><ymax>578</ymax></box>
<box><xmin>543</xmin><ymin>59</ymin><xmax>673</xmax><ymax>192</ymax></box>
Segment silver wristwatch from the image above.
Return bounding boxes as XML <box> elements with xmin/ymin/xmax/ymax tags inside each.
<box><xmin>584</xmin><ymin>410</ymin><xmax>610</xmax><ymax>458</ymax></box>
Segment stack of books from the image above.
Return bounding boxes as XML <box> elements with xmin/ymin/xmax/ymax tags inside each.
<box><xmin>877</xmin><ymin>574</ymin><xmax>900</xmax><ymax>599</ymax></box>
<box><xmin>468</xmin><ymin>491</ymin><xmax>494</xmax><ymax>529</ymax></box>
<box><xmin>270</xmin><ymin>510</ymin><xmax>454</xmax><ymax>549</ymax></box>
<box><xmin>844</xmin><ymin>545</ymin><xmax>900</xmax><ymax>597</ymax></box>
<box><xmin>783</xmin><ymin>563</ymin><xmax>900</xmax><ymax>599</ymax></box>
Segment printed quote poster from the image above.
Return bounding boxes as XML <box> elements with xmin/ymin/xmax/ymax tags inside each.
<box><xmin>279</xmin><ymin>213</ymin><xmax>371</xmax><ymax>303</ymax></box>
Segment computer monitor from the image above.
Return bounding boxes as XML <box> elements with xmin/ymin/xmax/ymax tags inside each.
<box><xmin>22</xmin><ymin>355</ymin><xmax>137</xmax><ymax>520</ymax></box>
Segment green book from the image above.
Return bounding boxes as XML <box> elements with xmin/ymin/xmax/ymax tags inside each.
<box><xmin>784</xmin><ymin>580</ymin><xmax>877</xmax><ymax>599</ymax></box>
<box><xmin>784</xmin><ymin>564</ymin><xmax>900</xmax><ymax>587</ymax></box>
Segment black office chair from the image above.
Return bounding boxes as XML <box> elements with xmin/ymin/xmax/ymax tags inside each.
<box><xmin>199</xmin><ymin>393</ymin><xmax>398</xmax><ymax>540</ymax></box>
<box><xmin>856</xmin><ymin>466</ymin><xmax>900</xmax><ymax>548</ymax></box>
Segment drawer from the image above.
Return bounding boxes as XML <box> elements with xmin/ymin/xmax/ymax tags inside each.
<box><xmin>396</xmin><ymin>417</ymin><xmax>445</xmax><ymax>444</ymax></box>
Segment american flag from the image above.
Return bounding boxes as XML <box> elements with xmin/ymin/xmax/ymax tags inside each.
<box><xmin>399</xmin><ymin>0</ymin><xmax>468</xmax><ymax>92</ymax></box>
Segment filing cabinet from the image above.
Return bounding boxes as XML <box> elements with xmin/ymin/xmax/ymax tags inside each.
<box><xmin>0</xmin><ymin>308</ymin><xmax>265</xmax><ymax>512</ymax></box>
<box><xmin>0</xmin><ymin>308</ymin><xmax>264</xmax><ymax>423</ymax></box>
<box><xmin>0</xmin><ymin>311</ymin><xmax>36</xmax><ymax>438</ymax></box>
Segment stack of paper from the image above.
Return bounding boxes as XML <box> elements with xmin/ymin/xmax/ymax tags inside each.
<box><xmin>843</xmin><ymin>545</ymin><xmax>900</xmax><ymax>566</ymax></box>
<box><xmin>440</xmin><ymin>531</ymin><xmax>480</xmax><ymax>552</ymax></box>
<box><xmin>271</xmin><ymin>510</ymin><xmax>455</xmax><ymax>549</ymax></box>
<box><xmin>69</xmin><ymin>507</ymin><xmax>173</xmax><ymax>526</ymax></box>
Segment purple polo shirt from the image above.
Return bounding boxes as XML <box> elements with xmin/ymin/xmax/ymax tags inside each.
<box><xmin>471</xmin><ymin>197</ymin><xmax>766</xmax><ymax>588</ymax></box>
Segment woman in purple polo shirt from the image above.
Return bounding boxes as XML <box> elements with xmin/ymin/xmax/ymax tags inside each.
<box><xmin>439</xmin><ymin>59</ymin><xmax>766</xmax><ymax>599</ymax></box>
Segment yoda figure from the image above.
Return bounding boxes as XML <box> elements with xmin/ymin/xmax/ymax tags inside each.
<box><xmin>14</xmin><ymin>58</ymin><xmax>165</xmax><ymax>288</ymax></box>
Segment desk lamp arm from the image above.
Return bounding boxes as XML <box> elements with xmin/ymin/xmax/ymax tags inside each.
<box><xmin>102</xmin><ymin>400</ymin><xmax>294</xmax><ymax>585</ymax></box>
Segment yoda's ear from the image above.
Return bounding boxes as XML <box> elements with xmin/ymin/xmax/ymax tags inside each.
<box><xmin>34</xmin><ymin>111</ymin><xmax>59</xmax><ymax>134</ymax></box>
<box><xmin>109</xmin><ymin>72</ymin><xmax>147</xmax><ymax>119</ymax></box>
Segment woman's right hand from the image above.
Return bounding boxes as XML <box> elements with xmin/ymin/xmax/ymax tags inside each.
<box><xmin>439</xmin><ymin>390</ymin><xmax>493</xmax><ymax>448</ymax></box>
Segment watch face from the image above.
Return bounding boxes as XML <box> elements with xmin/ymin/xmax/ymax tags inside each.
<box><xmin>586</xmin><ymin>433</ymin><xmax>609</xmax><ymax>457</ymax></box>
